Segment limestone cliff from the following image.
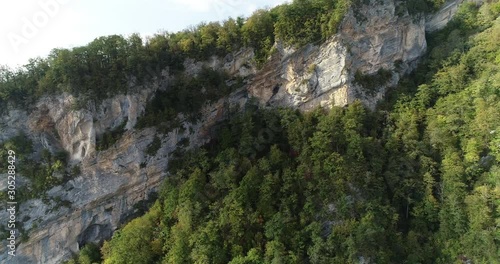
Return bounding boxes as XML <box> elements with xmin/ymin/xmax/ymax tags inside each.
<box><xmin>248</xmin><ymin>0</ymin><xmax>468</xmax><ymax>110</ymax></box>
<box><xmin>0</xmin><ymin>71</ymin><xmax>248</xmax><ymax>264</ymax></box>
<box><xmin>0</xmin><ymin>0</ymin><xmax>467</xmax><ymax>263</ymax></box>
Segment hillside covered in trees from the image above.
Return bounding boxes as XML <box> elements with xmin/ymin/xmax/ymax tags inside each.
<box><xmin>0</xmin><ymin>0</ymin><xmax>447</xmax><ymax>110</ymax></box>
<box><xmin>62</xmin><ymin>1</ymin><xmax>500</xmax><ymax>263</ymax></box>
<box><xmin>1</xmin><ymin>0</ymin><xmax>499</xmax><ymax>263</ymax></box>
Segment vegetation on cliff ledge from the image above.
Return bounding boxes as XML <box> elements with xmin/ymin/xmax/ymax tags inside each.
<box><xmin>0</xmin><ymin>0</ymin><xmax>498</xmax><ymax>263</ymax></box>
<box><xmin>0</xmin><ymin>0</ymin><xmax>357</xmax><ymax>113</ymax></box>
<box><xmin>66</xmin><ymin>2</ymin><xmax>500</xmax><ymax>263</ymax></box>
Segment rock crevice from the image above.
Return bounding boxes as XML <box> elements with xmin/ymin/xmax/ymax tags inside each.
<box><xmin>0</xmin><ymin>1</ymin><xmax>468</xmax><ymax>263</ymax></box>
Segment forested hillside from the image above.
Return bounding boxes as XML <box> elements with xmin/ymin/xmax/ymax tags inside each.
<box><xmin>0</xmin><ymin>0</ymin><xmax>353</xmax><ymax>110</ymax></box>
<box><xmin>0</xmin><ymin>0</ymin><xmax>446</xmax><ymax>111</ymax></box>
<box><xmin>63</xmin><ymin>1</ymin><xmax>500</xmax><ymax>263</ymax></box>
<box><xmin>1</xmin><ymin>0</ymin><xmax>499</xmax><ymax>263</ymax></box>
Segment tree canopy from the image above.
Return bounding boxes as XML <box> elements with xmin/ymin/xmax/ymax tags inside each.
<box><xmin>80</xmin><ymin>2</ymin><xmax>500</xmax><ymax>263</ymax></box>
<box><xmin>0</xmin><ymin>0</ymin><xmax>356</xmax><ymax>112</ymax></box>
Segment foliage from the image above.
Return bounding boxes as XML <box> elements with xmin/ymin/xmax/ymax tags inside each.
<box><xmin>136</xmin><ymin>67</ymin><xmax>230</xmax><ymax>133</ymax></box>
<box><xmin>64</xmin><ymin>243</ymin><xmax>102</xmax><ymax>264</ymax></box>
<box><xmin>94</xmin><ymin>2</ymin><xmax>500</xmax><ymax>263</ymax></box>
<box><xmin>146</xmin><ymin>135</ymin><xmax>162</xmax><ymax>156</ymax></box>
<box><xmin>354</xmin><ymin>68</ymin><xmax>393</xmax><ymax>94</ymax></box>
<box><xmin>0</xmin><ymin>0</ymin><xmax>355</xmax><ymax>111</ymax></box>
<box><xmin>96</xmin><ymin>121</ymin><xmax>127</xmax><ymax>151</ymax></box>
<box><xmin>404</xmin><ymin>0</ymin><xmax>446</xmax><ymax>16</ymax></box>
<box><xmin>241</xmin><ymin>9</ymin><xmax>277</xmax><ymax>66</ymax></box>
<box><xmin>101</xmin><ymin>202</ymin><xmax>163</xmax><ymax>264</ymax></box>
<box><xmin>0</xmin><ymin>133</ymin><xmax>73</xmax><ymax>203</ymax></box>
<box><xmin>275</xmin><ymin>0</ymin><xmax>351</xmax><ymax>47</ymax></box>
<box><xmin>0</xmin><ymin>132</ymin><xmax>33</xmax><ymax>161</ymax></box>
<box><xmin>100</xmin><ymin>102</ymin><xmax>409</xmax><ymax>263</ymax></box>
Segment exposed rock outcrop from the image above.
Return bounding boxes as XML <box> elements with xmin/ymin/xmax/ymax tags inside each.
<box><xmin>248</xmin><ymin>0</ymin><xmax>465</xmax><ymax>110</ymax></box>
<box><xmin>0</xmin><ymin>57</ymin><xmax>249</xmax><ymax>264</ymax></box>
<box><xmin>0</xmin><ymin>0</ymin><xmax>469</xmax><ymax>263</ymax></box>
<box><xmin>0</xmin><ymin>89</ymin><xmax>248</xmax><ymax>264</ymax></box>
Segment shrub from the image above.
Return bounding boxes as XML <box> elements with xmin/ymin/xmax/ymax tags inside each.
<box><xmin>146</xmin><ymin>136</ymin><xmax>162</xmax><ymax>156</ymax></box>
<box><xmin>354</xmin><ymin>68</ymin><xmax>393</xmax><ymax>94</ymax></box>
<box><xmin>96</xmin><ymin>121</ymin><xmax>127</xmax><ymax>151</ymax></box>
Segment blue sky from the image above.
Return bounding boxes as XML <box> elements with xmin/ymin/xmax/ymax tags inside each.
<box><xmin>0</xmin><ymin>0</ymin><xmax>288</xmax><ymax>68</ymax></box>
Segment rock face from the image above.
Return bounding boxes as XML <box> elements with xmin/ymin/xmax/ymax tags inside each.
<box><xmin>248</xmin><ymin>0</ymin><xmax>464</xmax><ymax>110</ymax></box>
<box><xmin>426</xmin><ymin>0</ymin><xmax>463</xmax><ymax>31</ymax></box>
<box><xmin>0</xmin><ymin>60</ymin><xmax>249</xmax><ymax>264</ymax></box>
<box><xmin>0</xmin><ymin>0</ymin><xmax>467</xmax><ymax>263</ymax></box>
<box><xmin>248</xmin><ymin>38</ymin><xmax>350</xmax><ymax>110</ymax></box>
<box><xmin>0</xmin><ymin>86</ymin><xmax>248</xmax><ymax>264</ymax></box>
<box><xmin>30</xmin><ymin>91</ymin><xmax>154</xmax><ymax>163</ymax></box>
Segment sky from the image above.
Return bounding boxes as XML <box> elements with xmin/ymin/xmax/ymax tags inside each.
<box><xmin>0</xmin><ymin>0</ymin><xmax>288</xmax><ymax>68</ymax></box>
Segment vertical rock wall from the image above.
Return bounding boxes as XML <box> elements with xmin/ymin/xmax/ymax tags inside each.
<box><xmin>0</xmin><ymin>0</ymin><xmax>468</xmax><ymax>263</ymax></box>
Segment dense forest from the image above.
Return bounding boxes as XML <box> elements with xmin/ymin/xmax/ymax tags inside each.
<box><xmin>0</xmin><ymin>0</ymin><xmax>446</xmax><ymax>111</ymax></box>
<box><xmin>0</xmin><ymin>0</ymin><xmax>499</xmax><ymax>263</ymax></box>
<box><xmin>64</xmin><ymin>1</ymin><xmax>500</xmax><ymax>263</ymax></box>
<box><xmin>0</xmin><ymin>0</ymin><xmax>351</xmax><ymax>110</ymax></box>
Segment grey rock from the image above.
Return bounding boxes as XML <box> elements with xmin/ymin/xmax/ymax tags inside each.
<box><xmin>0</xmin><ymin>1</ymin><xmax>470</xmax><ymax>263</ymax></box>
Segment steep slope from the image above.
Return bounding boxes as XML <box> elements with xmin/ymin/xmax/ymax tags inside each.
<box><xmin>0</xmin><ymin>66</ymin><xmax>249</xmax><ymax>263</ymax></box>
<box><xmin>249</xmin><ymin>0</ymin><xmax>427</xmax><ymax>110</ymax></box>
<box><xmin>0</xmin><ymin>0</ymin><xmax>474</xmax><ymax>263</ymax></box>
<box><xmin>99</xmin><ymin>2</ymin><xmax>500</xmax><ymax>263</ymax></box>
<box><xmin>248</xmin><ymin>0</ymin><xmax>483</xmax><ymax>110</ymax></box>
